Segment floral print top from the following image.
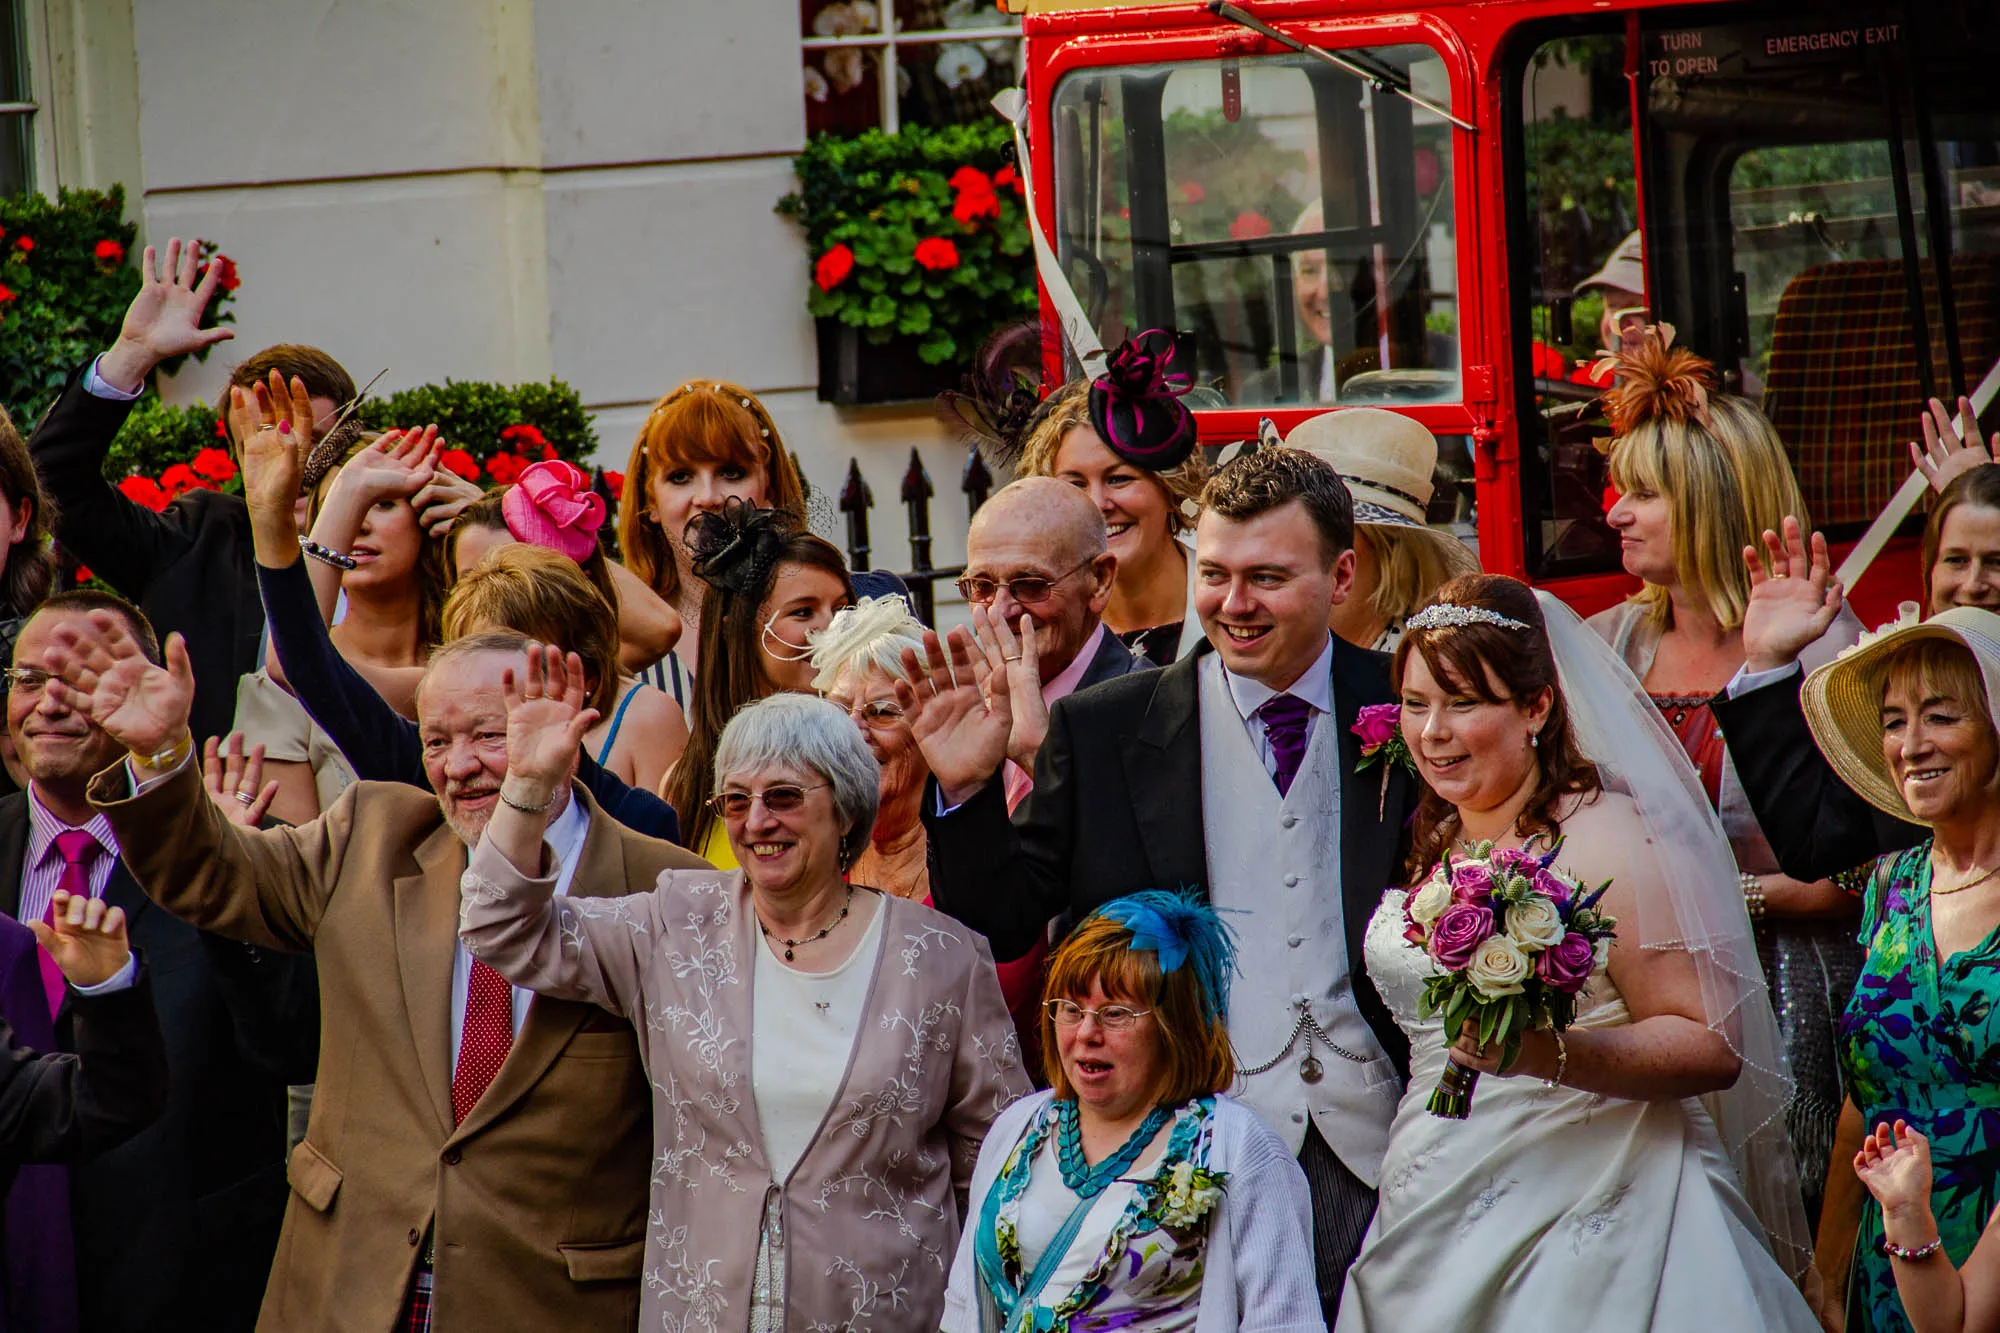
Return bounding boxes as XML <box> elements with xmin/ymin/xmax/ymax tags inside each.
<box><xmin>1838</xmin><ymin>841</ymin><xmax>2000</xmax><ymax>1333</ymax></box>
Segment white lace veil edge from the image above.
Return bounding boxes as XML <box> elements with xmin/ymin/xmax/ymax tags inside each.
<box><xmin>1534</xmin><ymin>592</ymin><xmax>1814</xmax><ymax>1282</ymax></box>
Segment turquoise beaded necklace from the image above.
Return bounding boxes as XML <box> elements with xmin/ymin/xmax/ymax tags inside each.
<box><xmin>1054</xmin><ymin>1098</ymin><xmax>1172</xmax><ymax>1199</ymax></box>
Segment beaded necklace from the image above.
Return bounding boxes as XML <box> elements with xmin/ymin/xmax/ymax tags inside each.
<box><xmin>1055</xmin><ymin>1098</ymin><xmax>1172</xmax><ymax>1199</ymax></box>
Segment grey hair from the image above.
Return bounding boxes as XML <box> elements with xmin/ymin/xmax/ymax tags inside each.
<box><xmin>418</xmin><ymin>629</ymin><xmax>535</xmax><ymax>705</ymax></box>
<box><xmin>809</xmin><ymin>594</ymin><xmax>928</xmax><ymax>693</ymax></box>
<box><xmin>713</xmin><ymin>693</ymin><xmax>881</xmax><ymax>869</ymax></box>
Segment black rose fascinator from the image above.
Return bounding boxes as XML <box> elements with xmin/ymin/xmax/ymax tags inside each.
<box><xmin>685</xmin><ymin>498</ymin><xmax>799</xmax><ymax>597</ymax></box>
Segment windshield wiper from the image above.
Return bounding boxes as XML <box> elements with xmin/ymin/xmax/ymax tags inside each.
<box><xmin>1205</xmin><ymin>1</ymin><xmax>1476</xmax><ymax>133</ymax></box>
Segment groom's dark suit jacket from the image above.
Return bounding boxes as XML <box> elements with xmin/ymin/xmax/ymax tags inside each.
<box><xmin>925</xmin><ymin>636</ymin><xmax>1415</xmax><ymax>1075</ymax></box>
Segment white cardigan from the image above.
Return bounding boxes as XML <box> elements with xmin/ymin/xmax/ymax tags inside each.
<box><xmin>942</xmin><ymin>1091</ymin><xmax>1327</xmax><ymax>1333</ymax></box>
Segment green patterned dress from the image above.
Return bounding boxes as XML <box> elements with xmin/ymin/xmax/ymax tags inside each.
<box><xmin>1838</xmin><ymin>842</ymin><xmax>2000</xmax><ymax>1332</ymax></box>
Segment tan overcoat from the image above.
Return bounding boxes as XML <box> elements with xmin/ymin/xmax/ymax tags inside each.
<box><xmin>86</xmin><ymin>762</ymin><xmax>709</xmax><ymax>1331</ymax></box>
<box><xmin>459</xmin><ymin>842</ymin><xmax>1030</xmax><ymax>1333</ymax></box>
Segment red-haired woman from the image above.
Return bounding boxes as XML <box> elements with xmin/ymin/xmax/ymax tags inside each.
<box><xmin>618</xmin><ymin>381</ymin><xmax>809</xmax><ymax>703</ymax></box>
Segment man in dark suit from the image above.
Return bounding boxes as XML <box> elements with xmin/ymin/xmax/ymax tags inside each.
<box><xmin>907</xmin><ymin>447</ymin><xmax>1416</xmax><ymax>1323</ymax></box>
<box><xmin>0</xmin><ymin>590</ymin><xmax>294</xmax><ymax>1331</ymax></box>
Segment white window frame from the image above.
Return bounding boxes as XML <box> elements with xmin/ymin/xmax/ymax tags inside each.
<box><xmin>802</xmin><ymin>7</ymin><xmax>1023</xmax><ymax>133</ymax></box>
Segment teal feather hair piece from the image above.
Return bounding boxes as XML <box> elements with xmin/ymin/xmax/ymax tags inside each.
<box><xmin>1091</xmin><ymin>890</ymin><xmax>1237</xmax><ymax>1023</ymax></box>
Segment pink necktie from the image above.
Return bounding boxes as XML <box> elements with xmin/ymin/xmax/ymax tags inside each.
<box><xmin>39</xmin><ymin>830</ymin><xmax>102</xmax><ymax>1018</ymax></box>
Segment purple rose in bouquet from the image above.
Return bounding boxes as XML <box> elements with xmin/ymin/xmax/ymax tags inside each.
<box><xmin>1536</xmin><ymin>931</ymin><xmax>1597</xmax><ymax>993</ymax></box>
<box><xmin>1531</xmin><ymin>866</ymin><xmax>1574</xmax><ymax>908</ymax></box>
<box><xmin>1428</xmin><ymin>903</ymin><xmax>1495</xmax><ymax>970</ymax></box>
<box><xmin>1448</xmin><ymin>861</ymin><xmax>1495</xmax><ymax>904</ymax></box>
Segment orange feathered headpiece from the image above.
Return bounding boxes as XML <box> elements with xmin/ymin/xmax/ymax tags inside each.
<box><xmin>1597</xmin><ymin>323</ymin><xmax>1717</xmax><ymax>438</ymax></box>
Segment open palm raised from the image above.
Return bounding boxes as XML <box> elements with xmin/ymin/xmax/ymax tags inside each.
<box><xmin>501</xmin><ymin>644</ymin><xmax>600</xmax><ymax>808</ymax></box>
<box><xmin>41</xmin><ymin>611</ymin><xmax>196</xmax><ymax>759</ymax></box>
<box><xmin>893</xmin><ymin>627</ymin><xmax>1015</xmax><ymax>805</ymax></box>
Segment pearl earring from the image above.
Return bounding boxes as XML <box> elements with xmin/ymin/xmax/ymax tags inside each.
<box><xmin>1528</xmin><ymin>731</ymin><xmax>1539</xmax><ymax>749</ymax></box>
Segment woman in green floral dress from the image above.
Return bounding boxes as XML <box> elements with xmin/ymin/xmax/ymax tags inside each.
<box><xmin>943</xmin><ymin>893</ymin><xmax>1324</xmax><ymax>1333</ymax></box>
<box><xmin>1801</xmin><ymin>608</ymin><xmax>2000</xmax><ymax>1332</ymax></box>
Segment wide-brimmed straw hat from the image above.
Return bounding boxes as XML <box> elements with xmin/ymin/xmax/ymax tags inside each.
<box><xmin>1284</xmin><ymin>408</ymin><xmax>1477</xmax><ymax>573</ymax></box>
<box><xmin>1801</xmin><ymin>605</ymin><xmax>2000</xmax><ymax>825</ymax></box>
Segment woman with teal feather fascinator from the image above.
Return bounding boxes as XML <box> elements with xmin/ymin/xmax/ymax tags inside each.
<box><xmin>942</xmin><ymin>891</ymin><xmax>1325</xmax><ymax>1333</ymax></box>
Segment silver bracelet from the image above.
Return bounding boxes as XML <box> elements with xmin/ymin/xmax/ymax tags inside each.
<box><xmin>499</xmin><ymin>785</ymin><xmax>553</xmax><ymax>815</ymax></box>
<box><xmin>298</xmin><ymin>536</ymin><xmax>357</xmax><ymax>571</ymax></box>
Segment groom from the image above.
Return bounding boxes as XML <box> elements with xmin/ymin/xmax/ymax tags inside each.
<box><xmin>911</xmin><ymin>446</ymin><xmax>1416</xmax><ymax>1319</ymax></box>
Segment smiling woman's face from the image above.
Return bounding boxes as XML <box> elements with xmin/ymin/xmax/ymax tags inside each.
<box><xmin>1398</xmin><ymin>649</ymin><xmax>1550</xmax><ymax>817</ymax></box>
<box><xmin>1881</xmin><ymin>669</ymin><xmax>2000</xmax><ymax>824</ymax></box>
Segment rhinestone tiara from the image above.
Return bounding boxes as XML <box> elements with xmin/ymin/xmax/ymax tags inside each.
<box><xmin>1405</xmin><ymin>603</ymin><xmax>1532</xmax><ymax>633</ymax></box>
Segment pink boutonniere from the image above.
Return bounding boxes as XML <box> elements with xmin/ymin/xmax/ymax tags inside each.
<box><xmin>1353</xmin><ymin>703</ymin><xmax>1416</xmax><ymax>819</ymax></box>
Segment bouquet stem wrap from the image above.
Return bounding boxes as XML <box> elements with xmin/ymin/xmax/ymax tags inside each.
<box><xmin>1428</xmin><ymin>1057</ymin><xmax>1480</xmax><ymax>1120</ymax></box>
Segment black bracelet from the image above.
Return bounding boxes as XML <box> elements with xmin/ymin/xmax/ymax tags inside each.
<box><xmin>298</xmin><ymin>537</ymin><xmax>357</xmax><ymax>571</ymax></box>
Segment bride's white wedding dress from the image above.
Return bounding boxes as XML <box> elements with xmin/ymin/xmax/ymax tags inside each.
<box><xmin>1333</xmin><ymin>890</ymin><xmax>1818</xmax><ymax>1332</ymax></box>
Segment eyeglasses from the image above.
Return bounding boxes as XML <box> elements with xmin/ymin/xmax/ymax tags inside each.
<box><xmin>956</xmin><ymin>556</ymin><xmax>1095</xmax><ymax>607</ymax></box>
<box><xmin>1</xmin><ymin>667</ymin><xmax>54</xmax><ymax>695</ymax></box>
<box><xmin>830</xmin><ymin>697</ymin><xmax>907</xmax><ymax>730</ymax></box>
<box><xmin>1045</xmin><ymin>999</ymin><xmax>1153</xmax><ymax>1031</ymax></box>
<box><xmin>706</xmin><ymin>783</ymin><xmax>827</xmax><ymax>820</ymax></box>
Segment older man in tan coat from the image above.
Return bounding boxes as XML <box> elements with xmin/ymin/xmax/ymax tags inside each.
<box><xmin>44</xmin><ymin>616</ymin><xmax>707</xmax><ymax>1332</ymax></box>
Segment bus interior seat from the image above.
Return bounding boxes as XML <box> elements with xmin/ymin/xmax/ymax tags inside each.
<box><xmin>1764</xmin><ymin>254</ymin><xmax>2000</xmax><ymax>528</ymax></box>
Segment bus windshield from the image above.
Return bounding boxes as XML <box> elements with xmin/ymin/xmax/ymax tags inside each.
<box><xmin>1049</xmin><ymin>44</ymin><xmax>1461</xmax><ymax>408</ymax></box>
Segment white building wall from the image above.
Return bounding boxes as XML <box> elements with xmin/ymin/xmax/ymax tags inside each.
<box><xmin>76</xmin><ymin>0</ymin><xmax>972</xmax><ymax>603</ymax></box>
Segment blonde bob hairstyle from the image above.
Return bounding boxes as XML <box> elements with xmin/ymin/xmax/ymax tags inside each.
<box><xmin>1358</xmin><ymin>523</ymin><xmax>1480</xmax><ymax>626</ymax></box>
<box><xmin>441</xmin><ymin>544</ymin><xmax>621</xmax><ymax>716</ymax></box>
<box><xmin>1038</xmin><ymin>910</ymin><xmax>1235</xmax><ymax>1104</ymax></box>
<box><xmin>1608</xmin><ymin>393</ymin><xmax>1809</xmax><ymax>631</ymax></box>
<box><xmin>618</xmin><ymin>380</ymin><xmax>809</xmax><ymax>606</ymax></box>
<box><xmin>1017</xmin><ymin>380</ymin><xmax>1208</xmax><ymax>533</ymax></box>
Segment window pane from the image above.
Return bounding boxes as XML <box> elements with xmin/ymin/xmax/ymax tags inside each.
<box><xmin>802</xmin><ymin>0</ymin><xmax>884</xmax><ymax>135</ymax></box>
<box><xmin>0</xmin><ymin>113</ymin><xmax>27</xmax><ymax>197</ymax></box>
<box><xmin>894</xmin><ymin>0</ymin><xmax>1020</xmax><ymax>131</ymax></box>
<box><xmin>0</xmin><ymin>0</ymin><xmax>25</xmax><ymax>105</ymax></box>
<box><xmin>0</xmin><ymin>0</ymin><xmax>29</xmax><ymax>196</ymax></box>
<box><xmin>1513</xmin><ymin>31</ymin><xmax>1634</xmax><ymax>579</ymax></box>
<box><xmin>1051</xmin><ymin>46</ymin><xmax>1460</xmax><ymax>407</ymax></box>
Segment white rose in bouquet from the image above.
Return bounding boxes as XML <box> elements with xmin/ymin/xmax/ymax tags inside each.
<box><xmin>1466</xmin><ymin>935</ymin><xmax>1532</xmax><ymax>1000</ymax></box>
<box><xmin>1408</xmin><ymin>877</ymin><xmax>1453</xmax><ymax>927</ymax></box>
<box><xmin>1504</xmin><ymin>894</ymin><xmax>1565</xmax><ymax>948</ymax></box>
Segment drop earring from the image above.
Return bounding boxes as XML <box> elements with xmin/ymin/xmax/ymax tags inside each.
<box><xmin>1528</xmin><ymin>731</ymin><xmax>1539</xmax><ymax>749</ymax></box>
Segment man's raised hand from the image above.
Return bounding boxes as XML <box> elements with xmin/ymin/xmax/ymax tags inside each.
<box><xmin>41</xmin><ymin>612</ymin><xmax>196</xmax><ymax>761</ymax></box>
<box><xmin>29</xmin><ymin>892</ymin><xmax>134</xmax><ymax>990</ymax></box>
<box><xmin>500</xmin><ymin>644</ymin><xmax>598</xmax><ymax>812</ymax></box>
<box><xmin>893</xmin><ymin>627</ymin><xmax>1012</xmax><ymax>807</ymax></box>
<box><xmin>95</xmin><ymin>239</ymin><xmax>235</xmax><ymax>395</ymax></box>
<box><xmin>1740</xmin><ymin>516</ymin><xmax>1844</xmax><ymax>674</ymax></box>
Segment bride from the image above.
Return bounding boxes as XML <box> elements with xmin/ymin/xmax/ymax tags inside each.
<box><xmin>1335</xmin><ymin>574</ymin><xmax>1818</xmax><ymax>1331</ymax></box>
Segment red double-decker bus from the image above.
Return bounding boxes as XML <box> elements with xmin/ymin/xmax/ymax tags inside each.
<box><xmin>1015</xmin><ymin>0</ymin><xmax>2000</xmax><ymax>618</ymax></box>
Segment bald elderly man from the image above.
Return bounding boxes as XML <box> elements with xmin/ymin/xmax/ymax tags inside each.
<box><xmin>953</xmin><ymin>477</ymin><xmax>1153</xmax><ymax>809</ymax></box>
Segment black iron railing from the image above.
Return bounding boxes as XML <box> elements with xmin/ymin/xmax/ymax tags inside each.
<box><xmin>840</xmin><ymin>446</ymin><xmax>992</xmax><ymax>626</ymax></box>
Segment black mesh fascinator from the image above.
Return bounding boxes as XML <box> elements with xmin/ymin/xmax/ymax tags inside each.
<box><xmin>935</xmin><ymin>319</ymin><xmax>1046</xmax><ymax>470</ymax></box>
<box><xmin>685</xmin><ymin>498</ymin><xmax>799</xmax><ymax>598</ymax></box>
<box><xmin>1086</xmin><ymin>329</ymin><xmax>1197</xmax><ymax>471</ymax></box>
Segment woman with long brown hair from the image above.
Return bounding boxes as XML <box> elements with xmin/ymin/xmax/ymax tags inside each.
<box><xmin>1337</xmin><ymin>574</ymin><xmax>1816</xmax><ymax>1330</ymax></box>
<box><xmin>661</xmin><ymin>502</ymin><xmax>851</xmax><ymax>865</ymax></box>
<box><xmin>618</xmin><ymin>381</ymin><xmax>809</xmax><ymax>702</ymax></box>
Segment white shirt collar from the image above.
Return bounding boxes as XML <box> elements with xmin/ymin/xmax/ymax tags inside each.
<box><xmin>546</xmin><ymin>787</ymin><xmax>591</xmax><ymax>895</ymax></box>
<box><xmin>26</xmin><ymin>782</ymin><xmax>120</xmax><ymax>868</ymax></box>
<box><xmin>1221</xmin><ymin>633</ymin><xmax>1337</xmax><ymax>723</ymax></box>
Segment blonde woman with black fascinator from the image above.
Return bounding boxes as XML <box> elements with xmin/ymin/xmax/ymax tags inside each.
<box><xmin>1587</xmin><ymin>326</ymin><xmax>1864</xmax><ymax>1225</ymax></box>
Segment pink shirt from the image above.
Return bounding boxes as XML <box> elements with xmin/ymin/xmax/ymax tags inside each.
<box><xmin>1003</xmin><ymin>623</ymin><xmax>1106</xmax><ymax>813</ymax></box>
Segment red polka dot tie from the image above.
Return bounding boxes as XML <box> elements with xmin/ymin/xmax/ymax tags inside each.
<box><xmin>451</xmin><ymin>959</ymin><xmax>514</xmax><ymax>1125</ymax></box>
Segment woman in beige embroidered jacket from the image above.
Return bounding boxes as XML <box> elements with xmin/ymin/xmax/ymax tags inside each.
<box><xmin>459</xmin><ymin>650</ymin><xmax>1028</xmax><ymax>1333</ymax></box>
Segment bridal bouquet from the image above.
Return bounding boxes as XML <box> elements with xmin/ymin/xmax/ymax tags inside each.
<box><xmin>1403</xmin><ymin>839</ymin><xmax>1617</xmax><ymax>1119</ymax></box>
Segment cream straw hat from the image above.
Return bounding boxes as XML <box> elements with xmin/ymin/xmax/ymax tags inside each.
<box><xmin>1800</xmin><ymin>605</ymin><xmax>2000</xmax><ymax>825</ymax></box>
<box><xmin>1284</xmin><ymin>407</ymin><xmax>1478</xmax><ymax>574</ymax></box>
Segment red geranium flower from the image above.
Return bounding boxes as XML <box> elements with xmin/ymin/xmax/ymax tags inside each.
<box><xmin>498</xmin><ymin>423</ymin><xmax>548</xmax><ymax>452</ymax></box>
<box><xmin>160</xmin><ymin>463</ymin><xmax>212</xmax><ymax>497</ymax></box>
<box><xmin>0</xmin><ymin>284</ymin><xmax>13</xmax><ymax>305</ymax></box>
<box><xmin>603</xmin><ymin>470</ymin><xmax>625</xmax><ymax>501</ymax></box>
<box><xmin>993</xmin><ymin>163</ymin><xmax>1024</xmax><ymax>196</ymax></box>
<box><xmin>1228</xmin><ymin>211</ymin><xmax>1272</xmax><ymax>241</ymax></box>
<box><xmin>440</xmin><ymin>448</ymin><xmax>481</xmax><ymax>481</ymax></box>
<box><xmin>1179</xmin><ymin>181</ymin><xmax>1207</xmax><ymax>204</ymax></box>
<box><xmin>914</xmin><ymin>237</ymin><xmax>960</xmax><ymax>271</ymax></box>
<box><xmin>75</xmin><ymin>566</ymin><xmax>92</xmax><ymax>583</ymax></box>
<box><xmin>949</xmin><ymin>166</ymin><xmax>990</xmax><ymax>192</ymax></box>
<box><xmin>815</xmin><ymin>244</ymin><xmax>856</xmax><ymax>292</ymax></box>
<box><xmin>12</xmin><ymin>236</ymin><xmax>31</xmax><ymax>254</ymax></box>
<box><xmin>118</xmin><ymin>476</ymin><xmax>169</xmax><ymax>512</ymax></box>
<box><xmin>213</xmin><ymin>416</ymin><xmax>230</xmax><ymax>440</ymax></box>
<box><xmin>191</xmin><ymin>447</ymin><xmax>237</xmax><ymax>483</ymax></box>
<box><xmin>210</xmin><ymin>254</ymin><xmax>240</xmax><ymax>292</ymax></box>
<box><xmin>953</xmin><ymin>183</ymin><xmax>1001</xmax><ymax>226</ymax></box>
<box><xmin>486</xmin><ymin>453</ymin><xmax>528</xmax><ymax>486</ymax></box>
<box><xmin>94</xmin><ymin>239</ymin><xmax>125</xmax><ymax>270</ymax></box>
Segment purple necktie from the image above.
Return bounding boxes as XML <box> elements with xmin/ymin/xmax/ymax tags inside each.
<box><xmin>1257</xmin><ymin>693</ymin><xmax>1314</xmax><ymax>797</ymax></box>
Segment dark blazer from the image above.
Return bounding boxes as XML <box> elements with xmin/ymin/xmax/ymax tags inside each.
<box><xmin>0</xmin><ymin>794</ymin><xmax>293</xmax><ymax>1333</ymax></box>
<box><xmin>28</xmin><ymin>367</ymin><xmax>263</xmax><ymax>745</ymax></box>
<box><xmin>925</xmin><ymin>636</ymin><xmax>1414</xmax><ymax>1075</ymax></box>
<box><xmin>1075</xmin><ymin>623</ymin><xmax>1153</xmax><ymax>688</ymax></box>
<box><xmin>1710</xmin><ymin>670</ymin><xmax>1923</xmax><ymax>882</ymax></box>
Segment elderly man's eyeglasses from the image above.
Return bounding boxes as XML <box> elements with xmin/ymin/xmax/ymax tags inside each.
<box><xmin>0</xmin><ymin>667</ymin><xmax>55</xmax><ymax>695</ymax></box>
<box><xmin>1044</xmin><ymin>999</ymin><xmax>1153</xmax><ymax>1031</ymax></box>
<box><xmin>706</xmin><ymin>783</ymin><xmax>827</xmax><ymax>820</ymax></box>
<box><xmin>830</xmin><ymin>698</ymin><xmax>906</xmax><ymax>730</ymax></box>
<box><xmin>956</xmin><ymin>556</ymin><xmax>1095</xmax><ymax>607</ymax></box>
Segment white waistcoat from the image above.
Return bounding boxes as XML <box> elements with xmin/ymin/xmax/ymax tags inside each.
<box><xmin>1199</xmin><ymin>655</ymin><xmax>1401</xmax><ymax>1187</ymax></box>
